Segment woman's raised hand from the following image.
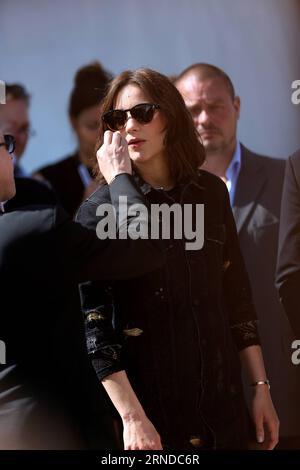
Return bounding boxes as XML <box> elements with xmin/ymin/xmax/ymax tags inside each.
<box><xmin>97</xmin><ymin>130</ymin><xmax>132</xmax><ymax>184</ymax></box>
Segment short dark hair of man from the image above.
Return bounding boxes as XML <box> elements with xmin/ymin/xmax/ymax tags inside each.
<box><xmin>6</xmin><ymin>83</ymin><xmax>31</xmax><ymax>106</ymax></box>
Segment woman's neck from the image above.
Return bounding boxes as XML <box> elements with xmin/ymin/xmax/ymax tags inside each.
<box><xmin>135</xmin><ymin>159</ymin><xmax>174</xmax><ymax>190</ymax></box>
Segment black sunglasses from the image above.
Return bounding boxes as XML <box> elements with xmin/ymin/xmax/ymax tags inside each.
<box><xmin>102</xmin><ymin>103</ymin><xmax>160</xmax><ymax>131</ymax></box>
<box><xmin>0</xmin><ymin>134</ymin><xmax>16</xmax><ymax>154</ymax></box>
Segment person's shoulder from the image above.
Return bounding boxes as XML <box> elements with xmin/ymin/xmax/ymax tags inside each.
<box><xmin>286</xmin><ymin>149</ymin><xmax>300</xmax><ymax>182</ymax></box>
<box><xmin>0</xmin><ymin>204</ymin><xmax>61</xmax><ymax>240</ymax></box>
<box><xmin>35</xmin><ymin>153</ymin><xmax>79</xmax><ymax>176</ymax></box>
<box><xmin>241</xmin><ymin>145</ymin><xmax>285</xmax><ymax>174</ymax></box>
<box><xmin>14</xmin><ymin>176</ymin><xmax>51</xmax><ymax>189</ymax></box>
<box><xmin>289</xmin><ymin>148</ymin><xmax>300</xmax><ymax>166</ymax></box>
<box><xmin>5</xmin><ymin>177</ymin><xmax>57</xmax><ymax>212</ymax></box>
<box><xmin>194</xmin><ymin>170</ymin><xmax>230</xmax><ymax>219</ymax></box>
<box><xmin>197</xmin><ymin>168</ymin><xmax>228</xmax><ymax>193</ymax></box>
<box><xmin>0</xmin><ymin>205</ymin><xmax>73</xmax><ymax>267</ymax></box>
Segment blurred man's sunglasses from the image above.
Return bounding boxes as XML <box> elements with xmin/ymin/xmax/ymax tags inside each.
<box><xmin>0</xmin><ymin>135</ymin><xmax>16</xmax><ymax>154</ymax></box>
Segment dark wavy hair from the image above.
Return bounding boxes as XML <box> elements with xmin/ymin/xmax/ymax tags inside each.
<box><xmin>69</xmin><ymin>61</ymin><xmax>113</xmax><ymax>119</ymax></box>
<box><xmin>94</xmin><ymin>68</ymin><xmax>205</xmax><ymax>184</ymax></box>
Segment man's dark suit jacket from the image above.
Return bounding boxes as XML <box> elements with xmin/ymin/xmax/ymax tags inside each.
<box><xmin>0</xmin><ymin>174</ymin><xmax>164</xmax><ymax>449</ymax></box>
<box><xmin>233</xmin><ymin>145</ymin><xmax>300</xmax><ymax>438</ymax></box>
<box><xmin>276</xmin><ymin>150</ymin><xmax>300</xmax><ymax>338</ymax></box>
<box><xmin>4</xmin><ymin>177</ymin><xmax>57</xmax><ymax>212</ymax></box>
<box><xmin>35</xmin><ymin>152</ymin><xmax>88</xmax><ymax>217</ymax></box>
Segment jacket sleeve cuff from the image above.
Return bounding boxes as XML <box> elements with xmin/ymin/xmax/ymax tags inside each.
<box><xmin>91</xmin><ymin>357</ymin><xmax>125</xmax><ymax>382</ymax></box>
<box><xmin>230</xmin><ymin>319</ymin><xmax>261</xmax><ymax>351</ymax></box>
<box><xmin>109</xmin><ymin>173</ymin><xmax>145</xmax><ymax>206</ymax></box>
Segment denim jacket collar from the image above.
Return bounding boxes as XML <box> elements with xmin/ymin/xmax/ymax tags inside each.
<box><xmin>133</xmin><ymin>170</ymin><xmax>205</xmax><ymax>204</ymax></box>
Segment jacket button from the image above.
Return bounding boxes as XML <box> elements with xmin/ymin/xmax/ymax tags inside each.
<box><xmin>189</xmin><ymin>436</ymin><xmax>205</xmax><ymax>447</ymax></box>
<box><xmin>223</xmin><ymin>259</ymin><xmax>231</xmax><ymax>271</ymax></box>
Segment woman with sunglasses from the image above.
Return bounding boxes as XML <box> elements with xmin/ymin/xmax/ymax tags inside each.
<box><xmin>0</xmin><ymin>128</ymin><xmax>164</xmax><ymax>449</ymax></box>
<box><xmin>77</xmin><ymin>68</ymin><xmax>279</xmax><ymax>450</ymax></box>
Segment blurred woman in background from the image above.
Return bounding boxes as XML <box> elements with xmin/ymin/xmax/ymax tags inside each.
<box><xmin>33</xmin><ymin>61</ymin><xmax>112</xmax><ymax>216</ymax></box>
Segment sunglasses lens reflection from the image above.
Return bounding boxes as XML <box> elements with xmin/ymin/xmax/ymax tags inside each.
<box><xmin>106</xmin><ymin>110</ymin><xmax>127</xmax><ymax>131</ymax></box>
<box><xmin>132</xmin><ymin>104</ymin><xmax>155</xmax><ymax>123</ymax></box>
<box><xmin>4</xmin><ymin>135</ymin><xmax>16</xmax><ymax>154</ymax></box>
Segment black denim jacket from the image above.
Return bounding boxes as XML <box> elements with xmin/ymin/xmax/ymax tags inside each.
<box><xmin>77</xmin><ymin>170</ymin><xmax>260</xmax><ymax>449</ymax></box>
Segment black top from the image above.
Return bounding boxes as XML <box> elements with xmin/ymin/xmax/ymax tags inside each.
<box><xmin>77</xmin><ymin>171</ymin><xmax>260</xmax><ymax>449</ymax></box>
